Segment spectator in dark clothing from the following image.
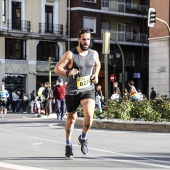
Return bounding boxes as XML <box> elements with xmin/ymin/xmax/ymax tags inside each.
<box><xmin>53</xmin><ymin>78</ymin><xmax>66</xmax><ymax>120</ymax></box>
<box><xmin>43</xmin><ymin>82</ymin><xmax>51</xmax><ymax>116</ymax></box>
<box><xmin>150</xmin><ymin>87</ymin><xmax>156</xmax><ymax>100</ymax></box>
<box><xmin>30</xmin><ymin>90</ymin><xmax>36</xmax><ymax>101</ymax></box>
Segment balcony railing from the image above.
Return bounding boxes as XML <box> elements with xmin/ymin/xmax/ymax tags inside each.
<box><xmin>102</xmin><ymin>0</ymin><xmax>148</xmax><ymax>15</ymax></box>
<box><xmin>39</xmin><ymin>23</ymin><xmax>63</xmax><ymax>35</ymax></box>
<box><xmin>101</xmin><ymin>29</ymin><xmax>148</xmax><ymax>43</ymax></box>
<box><xmin>7</xmin><ymin>19</ymin><xmax>31</xmax><ymax>32</ymax></box>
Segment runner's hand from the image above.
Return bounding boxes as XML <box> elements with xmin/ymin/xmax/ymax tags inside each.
<box><xmin>91</xmin><ymin>74</ymin><xmax>98</xmax><ymax>84</ymax></box>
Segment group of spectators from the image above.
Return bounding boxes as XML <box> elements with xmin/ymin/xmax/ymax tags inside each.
<box><xmin>95</xmin><ymin>80</ymin><xmax>157</xmax><ymax>113</ymax></box>
<box><xmin>34</xmin><ymin>78</ymin><xmax>66</xmax><ymax>120</ymax></box>
<box><xmin>0</xmin><ymin>84</ymin><xmax>29</xmax><ymax>117</ymax></box>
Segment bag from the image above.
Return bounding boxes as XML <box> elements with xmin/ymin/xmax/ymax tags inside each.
<box><xmin>130</xmin><ymin>92</ymin><xmax>139</xmax><ymax>100</ymax></box>
<box><xmin>33</xmin><ymin>103</ymin><xmax>38</xmax><ymax>113</ymax></box>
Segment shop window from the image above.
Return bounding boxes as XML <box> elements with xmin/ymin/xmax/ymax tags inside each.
<box><xmin>5</xmin><ymin>38</ymin><xmax>26</xmax><ymax>60</ymax></box>
<box><xmin>5</xmin><ymin>74</ymin><xmax>26</xmax><ymax>94</ymax></box>
<box><xmin>37</xmin><ymin>41</ymin><xmax>59</xmax><ymax>61</ymax></box>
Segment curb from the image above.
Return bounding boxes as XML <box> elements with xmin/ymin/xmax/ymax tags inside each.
<box><xmin>75</xmin><ymin>118</ymin><xmax>170</xmax><ymax>133</ymax></box>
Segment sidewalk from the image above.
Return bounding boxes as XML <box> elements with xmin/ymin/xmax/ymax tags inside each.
<box><xmin>36</xmin><ymin>113</ymin><xmax>170</xmax><ymax>133</ymax></box>
<box><xmin>6</xmin><ymin>111</ymin><xmax>170</xmax><ymax>133</ymax></box>
<box><xmin>75</xmin><ymin>118</ymin><xmax>170</xmax><ymax>133</ymax></box>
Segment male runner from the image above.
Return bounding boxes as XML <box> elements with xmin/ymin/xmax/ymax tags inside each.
<box><xmin>54</xmin><ymin>28</ymin><xmax>101</xmax><ymax>158</ymax></box>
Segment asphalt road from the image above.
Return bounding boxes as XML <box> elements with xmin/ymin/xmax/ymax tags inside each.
<box><xmin>0</xmin><ymin>113</ymin><xmax>170</xmax><ymax>170</ymax></box>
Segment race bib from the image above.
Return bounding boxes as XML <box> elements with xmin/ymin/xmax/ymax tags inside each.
<box><xmin>76</xmin><ymin>75</ymin><xmax>91</xmax><ymax>89</ymax></box>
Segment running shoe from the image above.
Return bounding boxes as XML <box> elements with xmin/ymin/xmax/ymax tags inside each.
<box><xmin>78</xmin><ymin>135</ymin><xmax>88</xmax><ymax>155</ymax></box>
<box><xmin>65</xmin><ymin>145</ymin><xmax>74</xmax><ymax>158</ymax></box>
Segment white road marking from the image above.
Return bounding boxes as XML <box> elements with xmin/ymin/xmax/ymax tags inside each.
<box><xmin>0</xmin><ymin>162</ymin><xmax>48</xmax><ymax>170</ymax></box>
<box><xmin>30</xmin><ymin>143</ymin><xmax>42</xmax><ymax>146</ymax></box>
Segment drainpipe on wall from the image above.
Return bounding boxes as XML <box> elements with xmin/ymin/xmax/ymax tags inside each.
<box><xmin>67</xmin><ymin>0</ymin><xmax>70</xmax><ymax>50</ymax></box>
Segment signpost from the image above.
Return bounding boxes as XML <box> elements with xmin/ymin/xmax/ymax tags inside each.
<box><xmin>110</xmin><ymin>74</ymin><xmax>116</xmax><ymax>83</ymax></box>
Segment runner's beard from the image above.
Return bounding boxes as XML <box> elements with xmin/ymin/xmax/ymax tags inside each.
<box><xmin>80</xmin><ymin>42</ymin><xmax>89</xmax><ymax>51</ymax></box>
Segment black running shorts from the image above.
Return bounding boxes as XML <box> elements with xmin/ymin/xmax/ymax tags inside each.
<box><xmin>65</xmin><ymin>89</ymin><xmax>95</xmax><ymax>112</ymax></box>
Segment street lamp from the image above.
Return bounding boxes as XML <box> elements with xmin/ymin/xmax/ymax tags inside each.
<box><xmin>110</xmin><ymin>39</ymin><xmax>125</xmax><ymax>94</ymax></box>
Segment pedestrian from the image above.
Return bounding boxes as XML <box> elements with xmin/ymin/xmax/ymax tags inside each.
<box><xmin>110</xmin><ymin>89</ymin><xmax>120</xmax><ymax>101</ymax></box>
<box><xmin>52</xmin><ymin>80</ymin><xmax>59</xmax><ymax>112</ymax></box>
<box><xmin>95</xmin><ymin>85</ymin><xmax>103</xmax><ymax>113</ymax></box>
<box><xmin>113</xmin><ymin>82</ymin><xmax>120</xmax><ymax>94</ymax></box>
<box><xmin>43</xmin><ymin>82</ymin><xmax>51</xmax><ymax>116</ymax></box>
<box><xmin>0</xmin><ymin>84</ymin><xmax>9</xmax><ymax>116</ymax></box>
<box><xmin>150</xmin><ymin>87</ymin><xmax>156</xmax><ymax>100</ymax></box>
<box><xmin>11</xmin><ymin>90</ymin><xmax>18</xmax><ymax>113</ymax></box>
<box><xmin>30</xmin><ymin>90</ymin><xmax>36</xmax><ymax>102</ymax></box>
<box><xmin>53</xmin><ymin>78</ymin><xmax>66</xmax><ymax>120</ymax></box>
<box><xmin>16</xmin><ymin>91</ymin><xmax>22</xmax><ymax>113</ymax></box>
<box><xmin>54</xmin><ymin>28</ymin><xmax>101</xmax><ymax>158</ymax></box>
<box><xmin>123</xmin><ymin>88</ymin><xmax>129</xmax><ymax>100</ymax></box>
<box><xmin>137</xmin><ymin>89</ymin><xmax>143</xmax><ymax>101</ymax></box>
<box><xmin>128</xmin><ymin>80</ymin><xmax>139</xmax><ymax>101</ymax></box>
<box><xmin>37</xmin><ymin>83</ymin><xmax>45</xmax><ymax>102</ymax></box>
<box><xmin>22</xmin><ymin>92</ymin><xmax>29</xmax><ymax>113</ymax></box>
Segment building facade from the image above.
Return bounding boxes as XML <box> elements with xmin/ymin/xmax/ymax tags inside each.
<box><xmin>68</xmin><ymin>0</ymin><xmax>149</xmax><ymax>97</ymax></box>
<box><xmin>0</xmin><ymin>0</ymin><xmax>67</xmax><ymax>97</ymax></box>
<box><xmin>149</xmin><ymin>0</ymin><xmax>170</xmax><ymax>98</ymax></box>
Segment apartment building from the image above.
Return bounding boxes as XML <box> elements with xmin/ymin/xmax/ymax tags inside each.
<box><xmin>0</xmin><ymin>0</ymin><xmax>67</xmax><ymax>96</ymax></box>
<box><xmin>149</xmin><ymin>0</ymin><xmax>170</xmax><ymax>97</ymax></box>
<box><xmin>68</xmin><ymin>0</ymin><xmax>149</xmax><ymax>97</ymax></box>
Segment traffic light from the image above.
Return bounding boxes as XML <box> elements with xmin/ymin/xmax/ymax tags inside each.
<box><xmin>148</xmin><ymin>8</ymin><xmax>156</xmax><ymax>27</ymax></box>
<box><xmin>119</xmin><ymin>73</ymin><xmax>122</xmax><ymax>83</ymax></box>
<box><xmin>48</xmin><ymin>57</ymin><xmax>56</xmax><ymax>72</ymax></box>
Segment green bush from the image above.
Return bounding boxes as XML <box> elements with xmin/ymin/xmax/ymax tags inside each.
<box><xmin>77</xmin><ymin>98</ymin><xmax>170</xmax><ymax>122</ymax></box>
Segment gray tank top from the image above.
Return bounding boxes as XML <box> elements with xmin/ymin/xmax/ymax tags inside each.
<box><xmin>66</xmin><ymin>48</ymin><xmax>95</xmax><ymax>95</ymax></box>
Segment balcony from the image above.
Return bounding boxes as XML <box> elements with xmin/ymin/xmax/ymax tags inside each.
<box><xmin>101</xmin><ymin>29</ymin><xmax>148</xmax><ymax>44</ymax></box>
<box><xmin>39</xmin><ymin>23</ymin><xmax>63</xmax><ymax>35</ymax></box>
<box><xmin>102</xmin><ymin>0</ymin><xmax>148</xmax><ymax>15</ymax></box>
<box><xmin>7</xmin><ymin>19</ymin><xmax>31</xmax><ymax>32</ymax></box>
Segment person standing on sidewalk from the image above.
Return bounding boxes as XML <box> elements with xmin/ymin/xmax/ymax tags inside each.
<box><xmin>0</xmin><ymin>84</ymin><xmax>9</xmax><ymax>116</ymax></box>
<box><xmin>54</xmin><ymin>28</ymin><xmax>101</xmax><ymax>158</ymax></box>
<box><xmin>43</xmin><ymin>82</ymin><xmax>51</xmax><ymax>116</ymax></box>
<box><xmin>53</xmin><ymin>78</ymin><xmax>66</xmax><ymax>120</ymax></box>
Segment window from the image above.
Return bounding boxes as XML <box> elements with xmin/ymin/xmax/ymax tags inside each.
<box><xmin>12</xmin><ymin>2</ymin><xmax>21</xmax><ymax>30</ymax></box>
<box><xmin>102</xmin><ymin>21</ymin><xmax>110</xmax><ymax>30</ymax></box>
<box><xmin>5</xmin><ymin>74</ymin><xmax>26</xmax><ymax>93</ymax></box>
<box><xmin>83</xmin><ymin>0</ymin><xmax>96</xmax><ymax>3</ymax></box>
<box><xmin>2</xmin><ymin>0</ymin><xmax>6</xmax><ymax>23</ymax></box>
<box><xmin>118</xmin><ymin>23</ymin><xmax>126</xmax><ymax>41</ymax></box>
<box><xmin>45</xmin><ymin>6</ymin><xmax>53</xmax><ymax>33</ymax></box>
<box><xmin>5</xmin><ymin>39</ymin><xmax>26</xmax><ymax>60</ymax></box>
<box><xmin>83</xmin><ymin>17</ymin><xmax>96</xmax><ymax>33</ymax></box>
<box><xmin>37</xmin><ymin>41</ymin><xmax>59</xmax><ymax>61</ymax></box>
<box><xmin>102</xmin><ymin>0</ymin><xmax>110</xmax><ymax>8</ymax></box>
<box><xmin>125</xmin><ymin>53</ymin><xmax>135</xmax><ymax>66</ymax></box>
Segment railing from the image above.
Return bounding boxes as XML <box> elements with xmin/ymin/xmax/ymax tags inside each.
<box><xmin>39</xmin><ymin>23</ymin><xmax>63</xmax><ymax>35</ymax></box>
<box><xmin>101</xmin><ymin>29</ymin><xmax>148</xmax><ymax>43</ymax></box>
<box><xmin>102</xmin><ymin>0</ymin><xmax>148</xmax><ymax>15</ymax></box>
<box><xmin>7</xmin><ymin>19</ymin><xmax>31</xmax><ymax>32</ymax></box>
